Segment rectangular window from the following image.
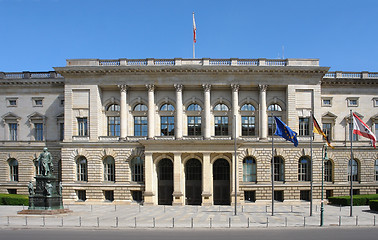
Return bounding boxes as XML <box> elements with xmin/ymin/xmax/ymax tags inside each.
<box><xmin>35</xmin><ymin>123</ymin><xmax>43</xmax><ymax>141</ymax></box>
<box><xmin>300</xmin><ymin>190</ymin><xmax>311</xmax><ymax>201</ymax></box>
<box><xmin>7</xmin><ymin>189</ymin><xmax>17</xmax><ymax>194</ymax></box>
<box><xmin>32</xmin><ymin>97</ymin><xmax>44</xmax><ymax>107</ymax></box>
<box><xmin>349</xmin><ymin>123</ymin><xmax>358</xmax><ymax>141</ymax></box>
<box><xmin>131</xmin><ymin>191</ymin><xmax>143</xmax><ymax>203</ymax></box>
<box><xmin>326</xmin><ymin>190</ymin><xmax>333</xmax><ymax>199</ymax></box>
<box><xmin>274</xmin><ymin>190</ymin><xmax>284</xmax><ymax>202</ymax></box>
<box><xmin>76</xmin><ymin>190</ymin><xmax>86</xmax><ymax>201</ymax></box>
<box><xmin>104</xmin><ymin>190</ymin><xmax>114</xmax><ymax>202</ymax></box>
<box><xmin>134</xmin><ymin>116</ymin><xmax>147</xmax><ymax>136</ymax></box>
<box><xmin>59</xmin><ymin>123</ymin><xmax>64</xmax><ymax>141</ymax></box>
<box><xmin>299</xmin><ymin>117</ymin><xmax>310</xmax><ymax>136</ymax></box>
<box><xmin>241</xmin><ymin>116</ymin><xmax>255</xmax><ymax>136</ymax></box>
<box><xmin>347</xmin><ymin>98</ymin><xmax>359</xmax><ymax>107</ymax></box>
<box><xmin>9</xmin><ymin>123</ymin><xmax>17</xmax><ymax>141</ymax></box>
<box><xmin>322</xmin><ymin>123</ymin><xmax>332</xmax><ymax>141</ymax></box>
<box><xmin>322</xmin><ymin>98</ymin><xmax>332</xmax><ymax>107</ymax></box>
<box><xmin>77</xmin><ymin>118</ymin><xmax>88</xmax><ymax>136</ymax></box>
<box><xmin>214</xmin><ymin>116</ymin><xmax>229</xmax><ymax>136</ymax></box>
<box><xmin>244</xmin><ymin>191</ymin><xmax>256</xmax><ymax>203</ymax></box>
<box><xmin>352</xmin><ymin>189</ymin><xmax>360</xmax><ymax>195</ymax></box>
<box><xmin>108</xmin><ymin>116</ymin><xmax>120</xmax><ymax>136</ymax></box>
<box><xmin>9</xmin><ymin>100</ymin><xmax>17</xmax><ymax>106</ymax></box>
<box><xmin>268</xmin><ymin>116</ymin><xmax>281</xmax><ymax>136</ymax></box>
<box><xmin>161</xmin><ymin>116</ymin><xmax>175</xmax><ymax>136</ymax></box>
<box><xmin>187</xmin><ymin>116</ymin><xmax>202</xmax><ymax>136</ymax></box>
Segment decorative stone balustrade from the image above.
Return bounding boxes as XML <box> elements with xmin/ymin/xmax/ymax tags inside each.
<box><xmin>324</xmin><ymin>71</ymin><xmax>378</xmax><ymax>79</ymax></box>
<box><xmin>0</xmin><ymin>71</ymin><xmax>63</xmax><ymax>79</ymax></box>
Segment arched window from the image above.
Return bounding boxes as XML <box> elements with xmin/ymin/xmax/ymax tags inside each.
<box><xmin>298</xmin><ymin>157</ymin><xmax>311</xmax><ymax>181</ymax></box>
<box><xmin>8</xmin><ymin>158</ymin><xmax>18</xmax><ymax>181</ymax></box>
<box><xmin>76</xmin><ymin>156</ymin><xmax>88</xmax><ymax>182</ymax></box>
<box><xmin>187</xmin><ymin>103</ymin><xmax>202</xmax><ymax>136</ymax></box>
<box><xmin>243</xmin><ymin>157</ymin><xmax>257</xmax><ymax>182</ymax></box>
<box><xmin>325</xmin><ymin>160</ymin><xmax>333</xmax><ymax>182</ymax></box>
<box><xmin>131</xmin><ymin>157</ymin><xmax>144</xmax><ymax>182</ymax></box>
<box><xmin>160</xmin><ymin>103</ymin><xmax>175</xmax><ymax>136</ymax></box>
<box><xmin>214</xmin><ymin>103</ymin><xmax>229</xmax><ymax>136</ymax></box>
<box><xmin>214</xmin><ymin>103</ymin><xmax>229</xmax><ymax>111</ymax></box>
<box><xmin>268</xmin><ymin>104</ymin><xmax>283</xmax><ymax>136</ymax></box>
<box><xmin>272</xmin><ymin>156</ymin><xmax>284</xmax><ymax>181</ymax></box>
<box><xmin>103</xmin><ymin>156</ymin><xmax>115</xmax><ymax>182</ymax></box>
<box><xmin>241</xmin><ymin>103</ymin><xmax>256</xmax><ymax>136</ymax></box>
<box><xmin>187</xmin><ymin>103</ymin><xmax>202</xmax><ymax>111</ymax></box>
<box><xmin>375</xmin><ymin>159</ymin><xmax>378</xmax><ymax>181</ymax></box>
<box><xmin>133</xmin><ymin>104</ymin><xmax>148</xmax><ymax>136</ymax></box>
<box><xmin>348</xmin><ymin>159</ymin><xmax>359</xmax><ymax>182</ymax></box>
<box><xmin>106</xmin><ymin>104</ymin><xmax>120</xmax><ymax>137</ymax></box>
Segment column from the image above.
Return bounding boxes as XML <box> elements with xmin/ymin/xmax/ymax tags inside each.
<box><xmin>174</xmin><ymin>84</ymin><xmax>183</xmax><ymax>139</ymax></box>
<box><xmin>202</xmin><ymin>84</ymin><xmax>211</xmax><ymax>139</ymax></box>
<box><xmin>231</xmin><ymin>84</ymin><xmax>240</xmax><ymax>139</ymax></box>
<box><xmin>118</xmin><ymin>85</ymin><xmax>127</xmax><ymax>139</ymax></box>
<box><xmin>259</xmin><ymin>85</ymin><xmax>268</xmax><ymax>140</ymax></box>
<box><xmin>172</xmin><ymin>153</ymin><xmax>184</xmax><ymax>205</ymax></box>
<box><xmin>202</xmin><ymin>152</ymin><xmax>212</xmax><ymax>205</ymax></box>
<box><xmin>146</xmin><ymin>84</ymin><xmax>155</xmax><ymax>139</ymax></box>
<box><xmin>143</xmin><ymin>152</ymin><xmax>156</xmax><ymax>205</ymax></box>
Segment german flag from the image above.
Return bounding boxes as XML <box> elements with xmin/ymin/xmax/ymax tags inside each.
<box><xmin>312</xmin><ymin>114</ymin><xmax>334</xmax><ymax>149</ymax></box>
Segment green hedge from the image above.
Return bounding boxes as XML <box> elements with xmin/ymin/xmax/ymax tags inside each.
<box><xmin>0</xmin><ymin>194</ymin><xmax>29</xmax><ymax>206</ymax></box>
<box><xmin>369</xmin><ymin>200</ymin><xmax>378</xmax><ymax>211</ymax></box>
<box><xmin>328</xmin><ymin>194</ymin><xmax>378</xmax><ymax>206</ymax></box>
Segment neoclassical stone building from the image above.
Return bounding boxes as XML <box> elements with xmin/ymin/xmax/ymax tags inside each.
<box><xmin>0</xmin><ymin>58</ymin><xmax>377</xmax><ymax>205</ymax></box>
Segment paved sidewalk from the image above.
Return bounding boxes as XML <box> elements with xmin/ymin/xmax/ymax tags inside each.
<box><xmin>0</xmin><ymin>203</ymin><xmax>377</xmax><ymax>229</ymax></box>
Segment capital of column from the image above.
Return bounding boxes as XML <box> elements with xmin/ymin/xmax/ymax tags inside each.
<box><xmin>118</xmin><ymin>84</ymin><xmax>128</xmax><ymax>92</ymax></box>
<box><xmin>146</xmin><ymin>84</ymin><xmax>155</xmax><ymax>92</ymax></box>
<box><xmin>202</xmin><ymin>84</ymin><xmax>211</xmax><ymax>92</ymax></box>
<box><xmin>174</xmin><ymin>84</ymin><xmax>183</xmax><ymax>92</ymax></box>
<box><xmin>258</xmin><ymin>84</ymin><xmax>268</xmax><ymax>92</ymax></box>
<box><xmin>231</xmin><ymin>84</ymin><xmax>240</xmax><ymax>92</ymax></box>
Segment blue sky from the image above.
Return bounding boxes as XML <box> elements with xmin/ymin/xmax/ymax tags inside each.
<box><xmin>0</xmin><ymin>0</ymin><xmax>377</xmax><ymax>72</ymax></box>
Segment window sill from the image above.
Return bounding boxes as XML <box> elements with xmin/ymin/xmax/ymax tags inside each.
<box><xmin>72</xmin><ymin>136</ymin><xmax>89</xmax><ymax>142</ymax></box>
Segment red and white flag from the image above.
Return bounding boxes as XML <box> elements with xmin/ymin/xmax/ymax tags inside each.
<box><xmin>193</xmin><ymin>12</ymin><xmax>197</xmax><ymax>43</ymax></box>
<box><xmin>352</xmin><ymin>113</ymin><xmax>376</xmax><ymax>148</ymax></box>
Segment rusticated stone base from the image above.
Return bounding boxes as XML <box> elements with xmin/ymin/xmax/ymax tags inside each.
<box><xmin>17</xmin><ymin>209</ymin><xmax>72</xmax><ymax>215</ymax></box>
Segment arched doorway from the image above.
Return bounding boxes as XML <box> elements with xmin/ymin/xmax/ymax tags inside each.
<box><xmin>213</xmin><ymin>158</ymin><xmax>230</xmax><ymax>205</ymax></box>
<box><xmin>158</xmin><ymin>158</ymin><xmax>173</xmax><ymax>205</ymax></box>
<box><xmin>185</xmin><ymin>158</ymin><xmax>202</xmax><ymax>205</ymax></box>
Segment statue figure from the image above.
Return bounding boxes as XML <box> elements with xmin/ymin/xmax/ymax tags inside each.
<box><xmin>28</xmin><ymin>181</ymin><xmax>34</xmax><ymax>195</ymax></box>
<box><xmin>45</xmin><ymin>181</ymin><xmax>53</xmax><ymax>196</ymax></box>
<box><xmin>37</xmin><ymin>147</ymin><xmax>53</xmax><ymax>176</ymax></box>
<box><xmin>58</xmin><ymin>182</ymin><xmax>63</xmax><ymax>196</ymax></box>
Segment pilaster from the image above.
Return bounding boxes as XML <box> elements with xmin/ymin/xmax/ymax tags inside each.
<box><xmin>174</xmin><ymin>84</ymin><xmax>183</xmax><ymax>139</ymax></box>
<box><xmin>172</xmin><ymin>153</ymin><xmax>184</xmax><ymax>205</ymax></box>
<box><xmin>231</xmin><ymin>84</ymin><xmax>240</xmax><ymax>138</ymax></box>
<box><xmin>201</xmin><ymin>153</ymin><xmax>212</xmax><ymax>205</ymax></box>
<box><xmin>146</xmin><ymin>84</ymin><xmax>155</xmax><ymax>139</ymax></box>
<box><xmin>118</xmin><ymin>85</ymin><xmax>128</xmax><ymax>139</ymax></box>
<box><xmin>259</xmin><ymin>85</ymin><xmax>268</xmax><ymax>140</ymax></box>
<box><xmin>203</xmin><ymin>84</ymin><xmax>211</xmax><ymax>139</ymax></box>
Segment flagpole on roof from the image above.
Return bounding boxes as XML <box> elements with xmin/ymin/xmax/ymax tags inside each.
<box><xmin>271</xmin><ymin>112</ymin><xmax>275</xmax><ymax>216</ymax></box>
<box><xmin>350</xmin><ymin>110</ymin><xmax>354</xmax><ymax>217</ymax></box>
<box><xmin>192</xmin><ymin>12</ymin><xmax>196</xmax><ymax>59</ymax></box>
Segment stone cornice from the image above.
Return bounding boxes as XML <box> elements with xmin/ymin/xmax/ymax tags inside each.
<box><xmin>321</xmin><ymin>78</ymin><xmax>378</xmax><ymax>86</ymax></box>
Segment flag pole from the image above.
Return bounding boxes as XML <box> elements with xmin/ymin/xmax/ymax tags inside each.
<box><xmin>350</xmin><ymin>110</ymin><xmax>353</xmax><ymax>217</ymax></box>
<box><xmin>271</xmin><ymin>113</ymin><xmax>275</xmax><ymax>216</ymax></box>
<box><xmin>310</xmin><ymin>111</ymin><xmax>313</xmax><ymax>216</ymax></box>
<box><xmin>192</xmin><ymin>12</ymin><xmax>196</xmax><ymax>59</ymax></box>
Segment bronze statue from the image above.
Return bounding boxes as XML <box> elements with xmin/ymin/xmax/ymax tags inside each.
<box><xmin>37</xmin><ymin>147</ymin><xmax>53</xmax><ymax>176</ymax></box>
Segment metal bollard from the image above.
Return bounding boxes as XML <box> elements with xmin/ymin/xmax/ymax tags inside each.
<box><xmin>266</xmin><ymin>205</ymin><xmax>268</xmax><ymax>213</ymax></box>
<box><xmin>228</xmin><ymin>217</ymin><xmax>231</xmax><ymax>228</ymax></box>
<box><xmin>242</xmin><ymin>206</ymin><xmax>244</xmax><ymax>212</ymax></box>
<box><xmin>374</xmin><ymin>215</ymin><xmax>376</xmax><ymax>226</ymax></box>
<box><xmin>134</xmin><ymin>217</ymin><xmax>137</xmax><ymax>228</ymax></box>
<box><xmin>25</xmin><ymin>216</ymin><xmax>28</xmax><ymax>226</ymax></box>
<box><xmin>79</xmin><ymin>216</ymin><xmax>82</xmax><ymax>227</ymax></box>
<box><xmin>61</xmin><ymin>217</ymin><xmax>64</xmax><ymax>227</ymax></box>
<box><xmin>210</xmin><ymin>218</ymin><xmax>212</xmax><ymax>228</ymax></box>
<box><xmin>247</xmin><ymin>217</ymin><xmax>250</xmax><ymax>228</ymax></box>
<box><xmin>339</xmin><ymin>216</ymin><xmax>341</xmax><ymax>226</ymax></box>
<box><xmin>91</xmin><ymin>205</ymin><xmax>93</xmax><ymax>212</ymax></box>
<box><xmin>43</xmin><ymin>216</ymin><xmax>45</xmax><ymax>227</ymax></box>
<box><xmin>356</xmin><ymin>216</ymin><xmax>358</xmax><ymax>226</ymax></box>
<box><xmin>115</xmin><ymin>217</ymin><xmax>119</xmax><ymax>228</ymax></box>
<box><xmin>153</xmin><ymin>217</ymin><xmax>155</xmax><ymax>228</ymax></box>
<box><xmin>97</xmin><ymin>217</ymin><xmax>100</xmax><ymax>227</ymax></box>
<box><xmin>285</xmin><ymin>217</ymin><xmax>288</xmax><ymax>227</ymax></box>
<box><xmin>304</xmin><ymin>217</ymin><xmax>306</xmax><ymax>227</ymax></box>
<box><xmin>191</xmin><ymin>217</ymin><xmax>193</xmax><ymax>228</ymax></box>
<box><xmin>291</xmin><ymin>205</ymin><xmax>293</xmax><ymax>213</ymax></box>
<box><xmin>172</xmin><ymin>218</ymin><xmax>175</xmax><ymax>228</ymax></box>
<box><xmin>7</xmin><ymin>216</ymin><xmax>9</xmax><ymax>226</ymax></box>
<box><xmin>266</xmin><ymin>217</ymin><xmax>269</xmax><ymax>228</ymax></box>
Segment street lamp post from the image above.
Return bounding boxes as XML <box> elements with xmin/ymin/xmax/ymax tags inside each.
<box><xmin>321</xmin><ymin>144</ymin><xmax>328</xmax><ymax>226</ymax></box>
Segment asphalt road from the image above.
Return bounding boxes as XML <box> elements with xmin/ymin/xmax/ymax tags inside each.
<box><xmin>1</xmin><ymin>227</ymin><xmax>378</xmax><ymax>240</ymax></box>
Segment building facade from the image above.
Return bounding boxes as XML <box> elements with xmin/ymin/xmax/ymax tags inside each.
<box><xmin>0</xmin><ymin>58</ymin><xmax>377</xmax><ymax>205</ymax></box>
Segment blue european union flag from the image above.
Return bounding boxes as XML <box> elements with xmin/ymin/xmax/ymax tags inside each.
<box><xmin>274</xmin><ymin>117</ymin><xmax>298</xmax><ymax>147</ymax></box>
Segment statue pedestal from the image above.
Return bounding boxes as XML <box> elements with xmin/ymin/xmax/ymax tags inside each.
<box><xmin>18</xmin><ymin>175</ymin><xmax>72</xmax><ymax>215</ymax></box>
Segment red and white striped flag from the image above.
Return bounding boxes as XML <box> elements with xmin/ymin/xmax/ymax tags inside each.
<box><xmin>352</xmin><ymin>113</ymin><xmax>376</xmax><ymax>148</ymax></box>
<box><xmin>193</xmin><ymin>12</ymin><xmax>197</xmax><ymax>43</ymax></box>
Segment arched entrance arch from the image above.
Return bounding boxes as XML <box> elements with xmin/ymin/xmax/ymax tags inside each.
<box><xmin>185</xmin><ymin>158</ymin><xmax>202</xmax><ymax>205</ymax></box>
<box><xmin>157</xmin><ymin>158</ymin><xmax>173</xmax><ymax>205</ymax></box>
<box><xmin>213</xmin><ymin>158</ymin><xmax>230</xmax><ymax>205</ymax></box>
